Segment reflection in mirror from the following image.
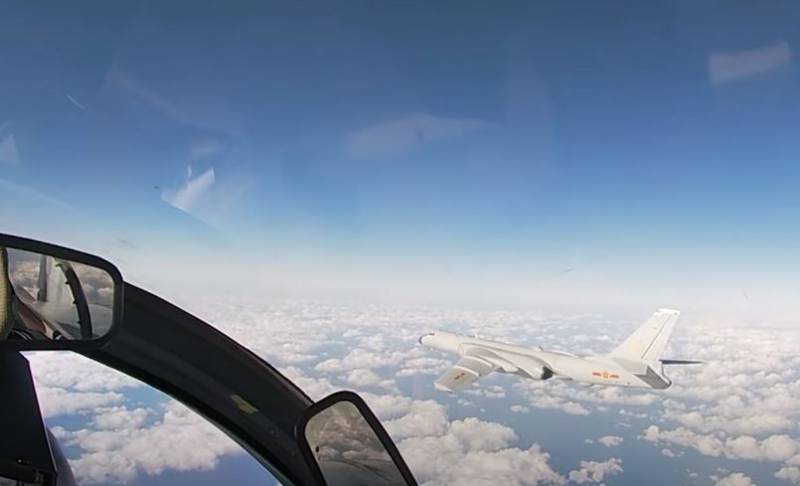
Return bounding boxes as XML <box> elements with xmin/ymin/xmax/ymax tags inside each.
<box><xmin>0</xmin><ymin>247</ymin><xmax>116</xmax><ymax>341</ymax></box>
<box><xmin>305</xmin><ymin>400</ymin><xmax>408</xmax><ymax>486</ymax></box>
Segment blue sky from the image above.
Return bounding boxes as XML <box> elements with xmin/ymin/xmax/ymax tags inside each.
<box><xmin>2</xmin><ymin>2</ymin><xmax>800</xmax><ymax>313</ymax></box>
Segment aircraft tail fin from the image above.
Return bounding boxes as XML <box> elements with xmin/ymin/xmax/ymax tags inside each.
<box><xmin>610</xmin><ymin>308</ymin><xmax>680</xmax><ymax>362</ymax></box>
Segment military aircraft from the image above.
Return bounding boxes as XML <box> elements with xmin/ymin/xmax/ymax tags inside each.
<box><xmin>420</xmin><ymin>309</ymin><xmax>702</xmax><ymax>392</ymax></box>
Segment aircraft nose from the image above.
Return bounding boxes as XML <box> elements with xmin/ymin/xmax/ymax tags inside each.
<box><xmin>419</xmin><ymin>333</ymin><xmax>435</xmax><ymax>345</ymax></box>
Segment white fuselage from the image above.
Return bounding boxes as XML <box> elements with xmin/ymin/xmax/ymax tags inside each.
<box><xmin>420</xmin><ymin>331</ymin><xmax>671</xmax><ymax>389</ymax></box>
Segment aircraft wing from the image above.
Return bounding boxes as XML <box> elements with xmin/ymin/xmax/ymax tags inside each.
<box><xmin>435</xmin><ymin>355</ymin><xmax>498</xmax><ymax>392</ymax></box>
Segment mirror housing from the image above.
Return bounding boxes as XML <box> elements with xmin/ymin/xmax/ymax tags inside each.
<box><xmin>296</xmin><ymin>391</ymin><xmax>417</xmax><ymax>486</ymax></box>
<box><xmin>0</xmin><ymin>234</ymin><xmax>123</xmax><ymax>351</ymax></box>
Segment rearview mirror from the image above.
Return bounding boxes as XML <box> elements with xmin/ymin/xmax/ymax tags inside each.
<box><xmin>0</xmin><ymin>234</ymin><xmax>123</xmax><ymax>351</ymax></box>
<box><xmin>296</xmin><ymin>391</ymin><xmax>417</xmax><ymax>486</ymax></box>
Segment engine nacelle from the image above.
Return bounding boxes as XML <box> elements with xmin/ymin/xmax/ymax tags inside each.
<box><xmin>514</xmin><ymin>357</ymin><xmax>554</xmax><ymax>380</ymax></box>
<box><xmin>521</xmin><ymin>365</ymin><xmax>553</xmax><ymax>380</ymax></box>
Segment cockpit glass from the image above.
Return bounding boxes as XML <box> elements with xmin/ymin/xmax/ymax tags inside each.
<box><xmin>3</xmin><ymin>2</ymin><xmax>799</xmax><ymax>485</ymax></box>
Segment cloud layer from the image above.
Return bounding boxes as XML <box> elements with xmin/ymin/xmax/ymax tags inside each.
<box><xmin>27</xmin><ymin>301</ymin><xmax>800</xmax><ymax>484</ymax></box>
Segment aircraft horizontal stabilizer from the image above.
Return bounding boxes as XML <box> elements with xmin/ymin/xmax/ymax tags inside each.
<box><xmin>660</xmin><ymin>359</ymin><xmax>704</xmax><ymax>365</ymax></box>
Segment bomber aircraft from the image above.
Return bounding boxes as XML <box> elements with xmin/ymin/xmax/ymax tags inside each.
<box><xmin>420</xmin><ymin>309</ymin><xmax>701</xmax><ymax>392</ymax></box>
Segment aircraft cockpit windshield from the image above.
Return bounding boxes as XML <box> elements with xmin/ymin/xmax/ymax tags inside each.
<box><xmin>2</xmin><ymin>2</ymin><xmax>799</xmax><ymax>485</ymax></box>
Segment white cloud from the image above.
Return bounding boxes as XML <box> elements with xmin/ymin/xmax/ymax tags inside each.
<box><xmin>662</xmin><ymin>388</ymin><xmax>799</xmax><ymax>436</ymax></box>
<box><xmin>36</xmin><ymin>387</ymin><xmax>124</xmax><ymax>418</ymax></box>
<box><xmin>630</xmin><ymin>321</ymin><xmax>800</xmax><ymax>474</ymax></box>
<box><xmin>597</xmin><ymin>435</ymin><xmax>623</xmax><ymax>448</ymax></box>
<box><xmin>279</xmin><ymin>366</ymin><xmax>336</xmax><ymax>401</ymax></box>
<box><xmin>316</xmin><ymin>347</ymin><xmax>407</xmax><ymax>372</ymax></box>
<box><xmin>25</xmin><ymin>352</ymin><xmax>145</xmax><ymax>419</ymax></box>
<box><xmin>776</xmin><ymin>466</ymin><xmax>800</xmax><ymax>484</ymax></box>
<box><xmin>567</xmin><ymin>458</ymin><xmax>623</xmax><ymax>484</ymax></box>
<box><xmin>63</xmin><ymin>401</ymin><xmax>242</xmax><ymax>484</ymax></box>
<box><xmin>347</xmin><ymin>368</ymin><xmax>383</xmax><ymax>386</ymax></box>
<box><xmin>525</xmin><ymin>392</ymin><xmax>590</xmax><ymax>416</ymax></box>
<box><xmin>575</xmin><ymin>385</ymin><xmax>658</xmax><ymax>406</ymax></box>
<box><xmin>185</xmin><ymin>303</ymin><xmax>800</xmax><ymax>486</ymax></box>
<box><xmin>92</xmin><ymin>406</ymin><xmax>149</xmax><ymax>430</ymax></box>
<box><xmin>346</xmin><ymin>368</ymin><xmax>396</xmax><ymax>390</ymax></box>
<box><xmin>641</xmin><ymin>426</ymin><xmax>724</xmax><ymax>457</ymax></box>
<box><xmin>514</xmin><ymin>376</ymin><xmax>657</xmax><ymax>417</ymax></box>
<box><xmin>406</xmin><ymin>442</ymin><xmax>564</xmax><ymax>486</ymax></box>
<box><xmin>25</xmin><ymin>351</ymin><xmax>244</xmax><ymax>483</ymax></box>
<box><xmin>464</xmin><ymin>385</ymin><xmax>506</xmax><ymax>399</ymax></box>
<box><xmin>29</xmin><ymin>301</ymin><xmax>800</xmax><ymax>484</ymax></box>
<box><xmin>27</xmin><ymin>352</ymin><xmax>143</xmax><ymax>392</ymax></box>
<box><xmin>449</xmin><ymin>418</ymin><xmax>519</xmax><ymax>452</ymax></box>
<box><xmin>714</xmin><ymin>472</ymin><xmax>756</xmax><ymax>486</ymax></box>
<box><xmin>730</xmin><ymin>434</ymin><xmax>799</xmax><ymax>462</ymax></box>
<box><xmin>208</xmin><ymin>301</ymin><xmax>800</xmax><ymax>482</ymax></box>
<box><xmin>358</xmin><ymin>393</ymin><xmax>568</xmax><ymax>485</ymax></box>
<box><xmin>619</xmin><ymin>408</ymin><xmax>648</xmax><ymax>419</ymax></box>
<box><xmin>397</xmin><ymin>357</ymin><xmax>452</xmax><ymax>377</ymax></box>
<box><xmin>641</xmin><ymin>425</ymin><xmax>800</xmax><ymax>462</ymax></box>
<box><xmin>382</xmin><ymin>399</ymin><xmax>450</xmax><ymax>441</ymax></box>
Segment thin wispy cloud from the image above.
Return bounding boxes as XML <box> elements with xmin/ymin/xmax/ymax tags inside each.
<box><xmin>66</xmin><ymin>94</ymin><xmax>87</xmax><ymax>111</ymax></box>
<box><xmin>708</xmin><ymin>41</ymin><xmax>792</xmax><ymax>85</ymax></box>
<box><xmin>0</xmin><ymin>179</ymin><xmax>72</xmax><ymax>211</ymax></box>
<box><xmin>110</xmin><ymin>72</ymin><xmax>191</xmax><ymax>125</ymax></box>
<box><xmin>0</xmin><ymin>133</ymin><xmax>19</xmax><ymax>165</ymax></box>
